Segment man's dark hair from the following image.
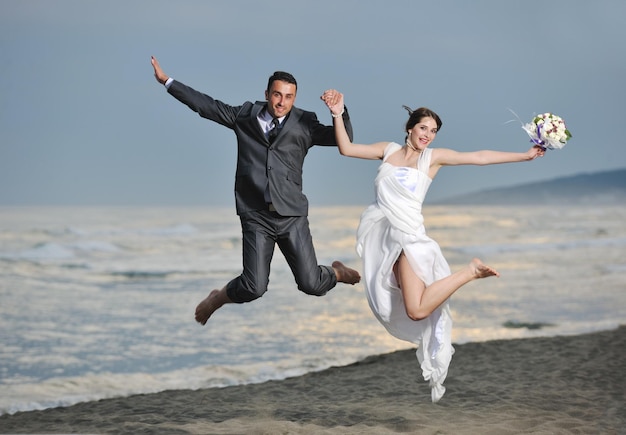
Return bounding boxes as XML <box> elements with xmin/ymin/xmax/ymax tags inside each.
<box><xmin>267</xmin><ymin>71</ymin><xmax>297</xmax><ymax>92</ymax></box>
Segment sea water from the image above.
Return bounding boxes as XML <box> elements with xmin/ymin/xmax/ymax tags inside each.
<box><xmin>1</xmin><ymin>205</ymin><xmax>624</xmax><ymax>415</ymax></box>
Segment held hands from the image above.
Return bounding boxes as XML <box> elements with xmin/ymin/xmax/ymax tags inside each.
<box><xmin>321</xmin><ymin>89</ymin><xmax>344</xmax><ymax>118</ymax></box>
<box><xmin>151</xmin><ymin>56</ymin><xmax>169</xmax><ymax>85</ymax></box>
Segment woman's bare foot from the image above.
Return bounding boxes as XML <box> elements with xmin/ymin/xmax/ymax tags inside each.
<box><xmin>194</xmin><ymin>289</ymin><xmax>230</xmax><ymax>325</ymax></box>
<box><xmin>470</xmin><ymin>258</ymin><xmax>500</xmax><ymax>279</ymax></box>
<box><xmin>332</xmin><ymin>261</ymin><xmax>361</xmax><ymax>284</ymax></box>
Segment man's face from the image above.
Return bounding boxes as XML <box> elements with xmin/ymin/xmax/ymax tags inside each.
<box><xmin>265</xmin><ymin>80</ymin><xmax>296</xmax><ymax>118</ymax></box>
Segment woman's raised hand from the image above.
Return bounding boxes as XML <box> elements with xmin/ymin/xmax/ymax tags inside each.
<box><xmin>321</xmin><ymin>89</ymin><xmax>344</xmax><ymax>116</ymax></box>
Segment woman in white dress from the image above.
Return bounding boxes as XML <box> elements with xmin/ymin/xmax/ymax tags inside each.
<box><xmin>321</xmin><ymin>90</ymin><xmax>545</xmax><ymax>402</ymax></box>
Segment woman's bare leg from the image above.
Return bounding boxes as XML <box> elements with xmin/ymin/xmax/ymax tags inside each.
<box><xmin>395</xmin><ymin>254</ymin><xmax>499</xmax><ymax>321</ymax></box>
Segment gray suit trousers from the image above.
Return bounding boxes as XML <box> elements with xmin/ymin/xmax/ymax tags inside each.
<box><xmin>225</xmin><ymin>210</ymin><xmax>337</xmax><ymax>303</ymax></box>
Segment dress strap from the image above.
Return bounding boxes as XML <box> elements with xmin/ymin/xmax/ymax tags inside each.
<box><xmin>417</xmin><ymin>148</ymin><xmax>433</xmax><ymax>174</ymax></box>
<box><xmin>382</xmin><ymin>142</ymin><xmax>402</xmax><ymax>162</ymax></box>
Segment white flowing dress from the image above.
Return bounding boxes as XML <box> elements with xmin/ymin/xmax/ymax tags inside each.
<box><xmin>356</xmin><ymin>143</ymin><xmax>454</xmax><ymax>402</ymax></box>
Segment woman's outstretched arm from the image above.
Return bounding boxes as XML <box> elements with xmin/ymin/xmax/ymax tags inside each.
<box><xmin>432</xmin><ymin>146</ymin><xmax>545</xmax><ymax>167</ymax></box>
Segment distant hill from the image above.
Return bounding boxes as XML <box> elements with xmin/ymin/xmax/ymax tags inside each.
<box><xmin>435</xmin><ymin>168</ymin><xmax>626</xmax><ymax>205</ymax></box>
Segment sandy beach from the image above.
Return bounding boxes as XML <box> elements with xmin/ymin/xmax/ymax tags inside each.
<box><xmin>1</xmin><ymin>326</ymin><xmax>624</xmax><ymax>434</ymax></box>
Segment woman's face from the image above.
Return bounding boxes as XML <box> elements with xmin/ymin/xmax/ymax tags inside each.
<box><xmin>408</xmin><ymin>116</ymin><xmax>438</xmax><ymax>150</ymax></box>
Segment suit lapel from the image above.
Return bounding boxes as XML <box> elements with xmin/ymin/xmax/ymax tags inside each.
<box><xmin>252</xmin><ymin>102</ymin><xmax>270</xmax><ymax>145</ymax></box>
<box><xmin>279</xmin><ymin>107</ymin><xmax>302</xmax><ymax>141</ymax></box>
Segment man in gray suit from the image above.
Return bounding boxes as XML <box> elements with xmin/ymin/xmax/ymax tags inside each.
<box><xmin>151</xmin><ymin>56</ymin><xmax>360</xmax><ymax>325</ymax></box>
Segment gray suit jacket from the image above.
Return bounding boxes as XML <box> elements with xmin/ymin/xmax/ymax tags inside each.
<box><xmin>168</xmin><ymin>80</ymin><xmax>354</xmax><ymax>216</ymax></box>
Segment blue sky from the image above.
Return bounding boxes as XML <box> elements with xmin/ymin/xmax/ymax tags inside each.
<box><xmin>1</xmin><ymin>0</ymin><xmax>624</xmax><ymax>206</ymax></box>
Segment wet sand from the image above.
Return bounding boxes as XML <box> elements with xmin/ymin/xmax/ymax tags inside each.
<box><xmin>1</xmin><ymin>326</ymin><xmax>624</xmax><ymax>434</ymax></box>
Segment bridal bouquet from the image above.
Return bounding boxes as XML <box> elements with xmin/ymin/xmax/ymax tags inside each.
<box><xmin>522</xmin><ymin>113</ymin><xmax>572</xmax><ymax>150</ymax></box>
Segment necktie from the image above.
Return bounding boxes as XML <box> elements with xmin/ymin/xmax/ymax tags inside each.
<box><xmin>268</xmin><ymin>118</ymin><xmax>279</xmax><ymax>143</ymax></box>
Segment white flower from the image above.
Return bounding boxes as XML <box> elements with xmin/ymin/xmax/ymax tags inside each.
<box><xmin>521</xmin><ymin>112</ymin><xmax>572</xmax><ymax>150</ymax></box>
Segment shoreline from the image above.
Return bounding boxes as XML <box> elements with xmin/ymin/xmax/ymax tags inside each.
<box><xmin>1</xmin><ymin>326</ymin><xmax>624</xmax><ymax>434</ymax></box>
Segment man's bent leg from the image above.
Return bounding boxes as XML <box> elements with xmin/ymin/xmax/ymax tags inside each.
<box><xmin>226</xmin><ymin>212</ymin><xmax>276</xmax><ymax>303</ymax></box>
<box><xmin>195</xmin><ymin>212</ymin><xmax>275</xmax><ymax>325</ymax></box>
<box><xmin>278</xmin><ymin>216</ymin><xmax>344</xmax><ymax>295</ymax></box>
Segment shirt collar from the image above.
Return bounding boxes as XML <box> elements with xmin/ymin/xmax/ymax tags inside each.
<box><xmin>262</xmin><ymin>108</ymin><xmax>286</xmax><ymax>123</ymax></box>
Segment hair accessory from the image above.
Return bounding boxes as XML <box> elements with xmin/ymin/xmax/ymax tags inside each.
<box><xmin>402</xmin><ymin>105</ymin><xmax>414</xmax><ymax>114</ymax></box>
